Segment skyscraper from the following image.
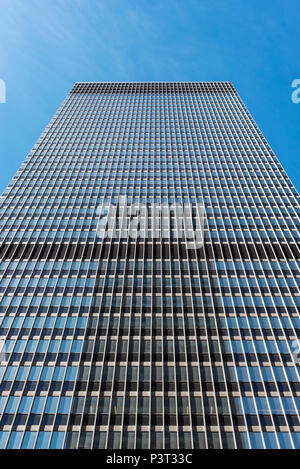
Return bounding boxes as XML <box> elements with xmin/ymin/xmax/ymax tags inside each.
<box><xmin>0</xmin><ymin>81</ymin><xmax>299</xmax><ymax>450</ymax></box>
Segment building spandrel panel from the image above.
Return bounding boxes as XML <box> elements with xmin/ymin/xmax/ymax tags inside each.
<box><xmin>0</xmin><ymin>82</ymin><xmax>299</xmax><ymax>449</ymax></box>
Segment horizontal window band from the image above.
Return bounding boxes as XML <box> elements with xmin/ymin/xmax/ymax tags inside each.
<box><xmin>0</xmin><ymin>241</ymin><xmax>298</xmax><ymax>261</ymax></box>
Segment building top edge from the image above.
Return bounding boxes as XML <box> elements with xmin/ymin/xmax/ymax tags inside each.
<box><xmin>69</xmin><ymin>81</ymin><xmax>236</xmax><ymax>94</ymax></box>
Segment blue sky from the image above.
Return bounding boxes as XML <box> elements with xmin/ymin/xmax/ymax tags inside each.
<box><xmin>0</xmin><ymin>0</ymin><xmax>299</xmax><ymax>192</ymax></box>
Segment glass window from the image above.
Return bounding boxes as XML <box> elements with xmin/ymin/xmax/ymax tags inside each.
<box><xmin>31</xmin><ymin>396</ymin><xmax>46</xmax><ymax>413</ymax></box>
<box><xmin>221</xmin><ymin>432</ymin><xmax>235</xmax><ymax>449</ymax></box>
<box><xmin>277</xmin><ymin>432</ymin><xmax>293</xmax><ymax>449</ymax></box>
<box><xmin>28</xmin><ymin>366</ymin><xmax>42</xmax><ymax>380</ymax></box>
<box><xmin>65</xmin><ymin>366</ymin><xmax>78</xmax><ymax>380</ymax></box>
<box><xmin>7</xmin><ymin>432</ymin><xmax>23</xmax><ymax>449</ymax></box>
<box><xmin>21</xmin><ymin>431</ymin><xmax>37</xmax><ymax>449</ymax></box>
<box><xmin>16</xmin><ymin>366</ymin><xmax>30</xmax><ymax>381</ymax></box>
<box><xmin>45</xmin><ymin>396</ymin><xmax>59</xmax><ymax>414</ymax></box>
<box><xmin>0</xmin><ymin>432</ymin><xmax>9</xmax><ymax>449</ymax></box>
<box><xmin>53</xmin><ymin>366</ymin><xmax>66</xmax><ymax>381</ymax></box>
<box><xmin>36</xmin><ymin>432</ymin><xmax>51</xmax><ymax>449</ymax></box>
<box><xmin>281</xmin><ymin>398</ymin><xmax>296</xmax><ymax>414</ymax></box>
<box><xmin>50</xmin><ymin>432</ymin><xmax>65</xmax><ymax>449</ymax></box>
<box><xmin>58</xmin><ymin>396</ymin><xmax>72</xmax><ymax>414</ymax></box>
<box><xmin>4</xmin><ymin>366</ymin><xmax>18</xmax><ymax>381</ymax></box>
<box><xmin>263</xmin><ymin>433</ymin><xmax>278</xmax><ymax>449</ymax></box>
<box><xmin>5</xmin><ymin>396</ymin><xmax>20</xmax><ymax>414</ymax></box>
<box><xmin>0</xmin><ymin>396</ymin><xmax>7</xmax><ymax>413</ymax></box>
<box><xmin>19</xmin><ymin>396</ymin><xmax>33</xmax><ymax>414</ymax></box>
<box><xmin>78</xmin><ymin>431</ymin><xmax>92</xmax><ymax>449</ymax></box>
<box><xmin>93</xmin><ymin>432</ymin><xmax>106</xmax><ymax>449</ymax></box>
<box><xmin>249</xmin><ymin>432</ymin><xmax>264</xmax><ymax>449</ymax></box>
<box><xmin>41</xmin><ymin>366</ymin><xmax>53</xmax><ymax>381</ymax></box>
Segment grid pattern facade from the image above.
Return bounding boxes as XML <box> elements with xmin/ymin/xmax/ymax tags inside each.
<box><xmin>0</xmin><ymin>81</ymin><xmax>299</xmax><ymax>449</ymax></box>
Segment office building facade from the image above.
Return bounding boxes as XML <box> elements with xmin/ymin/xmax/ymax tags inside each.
<box><xmin>0</xmin><ymin>82</ymin><xmax>299</xmax><ymax>449</ymax></box>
